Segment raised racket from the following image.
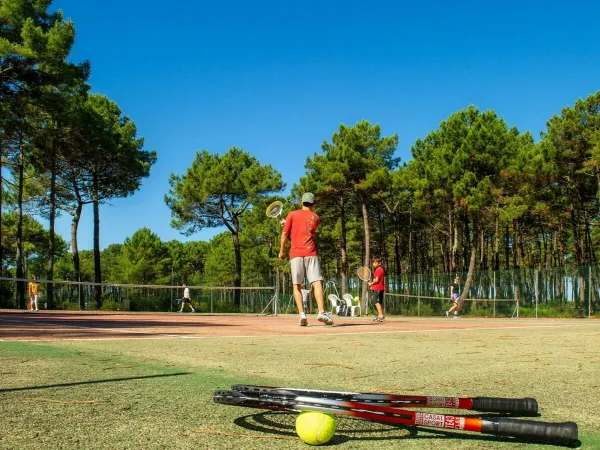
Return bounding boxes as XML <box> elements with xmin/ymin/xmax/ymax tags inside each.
<box><xmin>213</xmin><ymin>390</ymin><xmax>577</xmax><ymax>446</ymax></box>
<box><xmin>231</xmin><ymin>385</ymin><xmax>538</xmax><ymax>415</ymax></box>
<box><xmin>265</xmin><ymin>201</ymin><xmax>284</xmax><ymax>219</ymax></box>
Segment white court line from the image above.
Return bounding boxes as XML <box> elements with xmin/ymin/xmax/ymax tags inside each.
<box><xmin>1</xmin><ymin>319</ymin><xmax>598</xmax><ymax>342</ymax></box>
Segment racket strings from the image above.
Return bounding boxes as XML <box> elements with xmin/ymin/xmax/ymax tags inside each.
<box><xmin>357</xmin><ymin>267</ymin><xmax>371</xmax><ymax>281</ymax></box>
<box><xmin>239</xmin><ymin>411</ymin><xmax>413</xmax><ymax>441</ymax></box>
<box><xmin>266</xmin><ymin>201</ymin><xmax>283</xmax><ymax>218</ymax></box>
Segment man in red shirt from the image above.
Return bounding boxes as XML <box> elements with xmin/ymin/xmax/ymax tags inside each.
<box><xmin>368</xmin><ymin>257</ymin><xmax>385</xmax><ymax>322</ymax></box>
<box><xmin>279</xmin><ymin>193</ymin><xmax>334</xmax><ymax>326</ymax></box>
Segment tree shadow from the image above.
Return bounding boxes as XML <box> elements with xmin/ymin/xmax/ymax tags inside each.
<box><xmin>0</xmin><ymin>372</ymin><xmax>191</xmax><ymax>393</ymax></box>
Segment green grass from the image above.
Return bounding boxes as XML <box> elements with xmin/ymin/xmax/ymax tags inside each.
<box><xmin>1</xmin><ymin>319</ymin><xmax>599</xmax><ymax>449</ymax></box>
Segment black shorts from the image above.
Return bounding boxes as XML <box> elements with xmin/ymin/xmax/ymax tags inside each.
<box><xmin>182</xmin><ymin>298</ymin><xmax>191</xmax><ymax>303</ymax></box>
<box><xmin>372</xmin><ymin>290</ymin><xmax>384</xmax><ymax>305</ymax></box>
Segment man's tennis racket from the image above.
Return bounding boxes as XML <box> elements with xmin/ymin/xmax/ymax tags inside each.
<box><xmin>213</xmin><ymin>390</ymin><xmax>578</xmax><ymax>446</ymax></box>
<box><xmin>265</xmin><ymin>201</ymin><xmax>284</xmax><ymax>219</ymax></box>
<box><xmin>230</xmin><ymin>385</ymin><xmax>538</xmax><ymax>415</ymax></box>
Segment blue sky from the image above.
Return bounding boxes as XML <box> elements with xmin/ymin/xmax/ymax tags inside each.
<box><xmin>51</xmin><ymin>0</ymin><xmax>600</xmax><ymax>250</ymax></box>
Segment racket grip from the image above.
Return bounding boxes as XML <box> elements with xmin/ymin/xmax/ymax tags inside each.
<box><xmin>472</xmin><ymin>397</ymin><xmax>538</xmax><ymax>415</ymax></box>
<box><xmin>481</xmin><ymin>418</ymin><xmax>578</xmax><ymax>445</ymax></box>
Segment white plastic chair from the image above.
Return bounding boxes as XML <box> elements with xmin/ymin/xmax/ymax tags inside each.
<box><xmin>342</xmin><ymin>293</ymin><xmax>361</xmax><ymax>317</ymax></box>
<box><xmin>327</xmin><ymin>294</ymin><xmax>342</xmax><ymax>315</ymax></box>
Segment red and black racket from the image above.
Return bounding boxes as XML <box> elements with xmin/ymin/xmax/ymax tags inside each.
<box><xmin>213</xmin><ymin>390</ymin><xmax>578</xmax><ymax>446</ymax></box>
<box><xmin>231</xmin><ymin>384</ymin><xmax>539</xmax><ymax>416</ymax></box>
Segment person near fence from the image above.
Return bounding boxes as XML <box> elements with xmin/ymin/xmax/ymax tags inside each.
<box><xmin>178</xmin><ymin>283</ymin><xmax>195</xmax><ymax>313</ymax></box>
<box><xmin>446</xmin><ymin>276</ymin><xmax>461</xmax><ymax>318</ymax></box>
<box><xmin>279</xmin><ymin>192</ymin><xmax>334</xmax><ymax>327</ymax></box>
<box><xmin>27</xmin><ymin>275</ymin><xmax>40</xmax><ymax>311</ymax></box>
<box><xmin>369</xmin><ymin>257</ymin><xmax>386</xmax><ymax>322</ymax></box>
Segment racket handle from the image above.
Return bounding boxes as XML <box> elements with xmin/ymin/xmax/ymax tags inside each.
<box><xmin>472</xmin><ymin>397</ymin><xmax>538</xmax><ymax>415</ymax></box>
<box><xmin>480</xmin><ymin>418</ymin><xmax>578</xmax><ymax>445</ymax></box>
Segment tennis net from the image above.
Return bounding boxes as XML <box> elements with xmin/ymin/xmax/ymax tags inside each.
<box><xmin>0</xmin><ymin>277</ymin><xmax>276</xmax><ymax>314</ymax></box>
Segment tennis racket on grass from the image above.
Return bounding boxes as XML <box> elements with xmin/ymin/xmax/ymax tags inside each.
<box><xmin>213</xmin><ymin>390</ymin><xmax>578</xmax><ymax>446</ymax></box>
<box><xmin>231</xmin><ymin>385</ymin><xmax>539</xmax><ymax>416</ymax></box>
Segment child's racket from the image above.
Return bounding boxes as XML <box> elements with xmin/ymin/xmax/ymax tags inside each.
<box><xmin>213</xmin><ymin>390</ymin><xmax>577</xmax><ymax>446</ymax></box>
<box><xmin>356</xmin><ymin>266</ymin><xmax>375</xmax><ymax>315</ymax></box>
<box><xmin>356</xmin><ymin>266</ymin><xmax>371</xmax><ymax>282</ymax></box>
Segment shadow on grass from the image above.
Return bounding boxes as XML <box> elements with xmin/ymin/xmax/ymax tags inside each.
<box><xmin>0</xmin><ymin>372</ymin><xmax>191</xmax><ymax>393</ymax></box>
<box><xmin>233</xmin><ymin>411</ymin><xmax>580</xmax><ymax>447</ymax></box>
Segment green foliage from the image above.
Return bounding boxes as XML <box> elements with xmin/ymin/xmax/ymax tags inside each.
<box><xmin>166</xmin><ymin>147</ymin><xmax>284</xmax><ymax>235</ymax></box>
<box><xmin>121</xmin><ymin>228</ymin><xmax>167</xmax><ymax>285</ymax></box>
<box><xmin>1</xmin><ymin>210</ymin><xmax>67</xmax><ymax>273</ymax></box>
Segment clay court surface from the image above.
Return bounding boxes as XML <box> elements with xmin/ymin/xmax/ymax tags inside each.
<box><xmin>1</xmin><ymin>310</ymin><xmax>596</xmax><ymax>341</ymax></box>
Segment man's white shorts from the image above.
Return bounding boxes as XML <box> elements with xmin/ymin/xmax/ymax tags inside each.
<box><xmin>290</xmin><ymin>256</ymin><xmax>323</xmax><ymax>285</ymax></box>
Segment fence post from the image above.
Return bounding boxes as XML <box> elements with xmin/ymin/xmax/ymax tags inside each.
<box><xmin>417</xmin><ymin>273</ymin><xmax>421</xmax><ymax>317</ymax></box>
<box><xmin>535</xmin><ymin>269</ymin><xmax>539</xmax><ymax>319</ymax></box>
<box><xmin>589</xmin><ymin>266</ymin><xmax>592</xmax><ymax>318</ymax></box>
<box><xmin>274</xmin><ymin>267</ymin><xmax>279</xmax><ymax>317</ymax></box>
<box><xmin>493</xmin><ymin>270</ymin><xmax>496</xmax><ymax>318</ymax></box>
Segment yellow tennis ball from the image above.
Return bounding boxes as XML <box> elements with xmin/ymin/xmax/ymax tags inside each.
<box><xmin>295</xmin><ymin>411</ymin><xmax>336</xmax><ymax>445</ymax></box>
<box><xmin>353</xmin><ymin>296</ymin><xmax>359</xmax><ymax>303</ymax></box>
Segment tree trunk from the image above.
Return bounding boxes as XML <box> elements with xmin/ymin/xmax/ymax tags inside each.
<box><xmin>360</xmin><ymin>200</ymin><xmax>371</xmax><ymax>311</ymax></box>
<box><xmin>558</xmin><ymin>221</ymin><xmax>565</xmax><ymax>268</ymax></box>
<box><xmin>72</xmin><ymin>199</ymin><xmax>83</xmax><ymax>308</ymax></box>
<box><xmin>46</xmin><ymin>154</ymin><xmax>56</xmax><ymax>309</ymax></box>
<box><xmin>231</xmin><ymin>219</ymin><xmax>242</xmax><ymax>306</ymax></box>
<box><xmin>0</xmin><ymin>150</ymin><xmax>3</xmax><ymax>277</ymax></box>
<box><xmin>504</xmin><ymin>224</ymin><xmax>510</xmax><ymax>270</ymax></box>
<box><xmin>16</xmin><ymin>141</ymin><xmax>25</xmax><ymax>309</ymax></box>
<box><xmin>92</xmin><ymin>172</ymin><xmax>102</xmax><ymax>308</ymax></box>
<box><xmin>394</xmin><ymin>218</ymin><xmax>401</xmax><ymax>276</ymax></box>
<box><xmin>460</xmin><ymin>247</ymin><xmax>477</xmax><ymax>312</ymax></box>
<box><xmin>479</xmin><ymin>228</ymin><xmax>485</xmax><ymax>270</ymax></box>
<box><xmin>512</xmin><ymin>221</ymin><xmax>518</xmax><ymax>269</ymax></box>
<box><xmin>450</xmin><ymin>210</ymin><xmax>457</xmax><ymax>272</ymax></box>
<box><xmin>493</xmin><ymin>213</ymin><xmax>499</xmax><ymax>271</ymax></box>
<box><xmin>339</xmin><ymin>196</ymin><xmax>348</xmax><ymax>294</ymax></box>
<box><xmin>570</xmin><ymin>205</ymin><xmax>583</xmax><ymax>266</ymax></box>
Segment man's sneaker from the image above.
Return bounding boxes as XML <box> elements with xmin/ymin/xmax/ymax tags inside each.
<box><xmin>177</xmin><ymin>310</ymin><xmax>183</xmax><ymax>313</ymax></box>
<box><xmin>299</xmin><ymin>313</ymin><xmax>308</xmax><ymax>327</ymax></box>
<box><xmin>317</xmin><ymin>311</ymin><xmax>334</xmax><ymax>325</ymax></box>
<box><xmin>373</xmin><ymin>316</ymin><xmax>385</xmax><ymax>322</ymax></box>
<box><xmin>191</xmin><ymin>309</ymin><xmax>196</xmax><ymax>313</ymax></box>
<box><xmin>445</xmin><ymin>310</ymin><xmax>449</xmax><ymax>317</ymax></box>
<box><xmin>453</xmin><ymin>314</ymin><xmax>459</xmax><ymax>319</ymax></box>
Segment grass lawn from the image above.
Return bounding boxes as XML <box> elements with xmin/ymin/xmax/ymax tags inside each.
<box><xmin>1</xmin><ymin>319</ymin><xmax>599</xmax><ymax>449</ymax></box>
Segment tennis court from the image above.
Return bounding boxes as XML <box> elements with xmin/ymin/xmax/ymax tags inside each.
<box><xmin>0</xmin><ymin>310</ymin><xmax>591</xmax><ymax>341</ymax></box>
<box><xmin>1</xmin><ymin>311</ymin><xmax>599</xmax><ymax>449</ymax></box>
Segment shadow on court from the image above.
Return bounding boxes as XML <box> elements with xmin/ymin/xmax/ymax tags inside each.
<box><xmin>231</xmin><ymin>411</ymin><xmax>579</xmax><ymax>447</ymax></box>
<box><xmin>0</xmin><ymin>372</ymin><xmax>191</xmax><ymax>393</ymax></box>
